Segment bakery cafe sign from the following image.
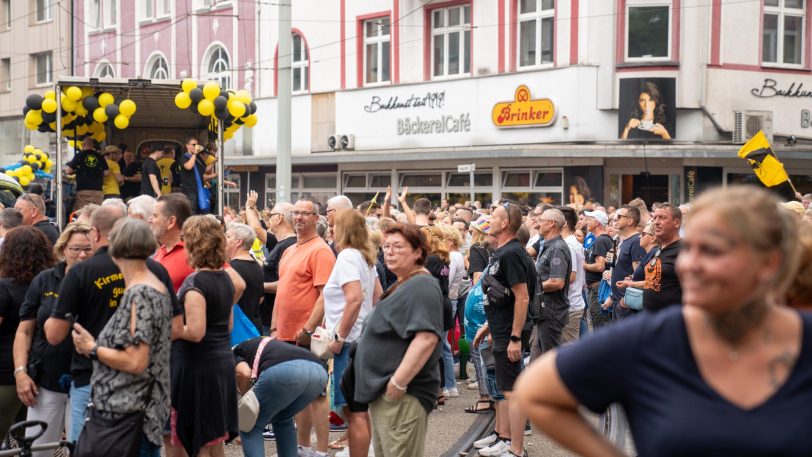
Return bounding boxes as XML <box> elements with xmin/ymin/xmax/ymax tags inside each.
<box><xmin>492</xmin><ymin>85</ymin><xmax>556</xmax><ymax>128</ymax></box>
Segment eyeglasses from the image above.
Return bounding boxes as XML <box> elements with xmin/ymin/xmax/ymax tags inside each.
<box><xmin>642</xmin><ymin>232</ymin><xmax>655</xmax><ymax>237</ymax></box>
<box><xmin>291</xmin><ymin>211</ymin><xmax>316</xmax><ymax>217</ymax></box>
<box><xmin>326</xmin><ymin>208</ymin><xmax>337</xmax><ymax>214</ymax></box>
<box><xmin>66</xmin><ymin>246</ymin><xmax>93</xmax><ymax>254</ymax></box>
<box><xmin>502</xmin><ymin>202</ymin><xmax>512</xmax><ymax>226</ymax></box>
<box><xmin>382</xmin><ymin>243</ymin><xmax>407</xmax><ymax>252</ymax></box>
<box><xmin>269</xmin><ymin>212</ymin><xmax>281</xmax><ymax>217</ymax></box>
<box><xmin>618</xmin><ymin>214</ymin><xmax>633</xmax><ymax>220</ymax></box>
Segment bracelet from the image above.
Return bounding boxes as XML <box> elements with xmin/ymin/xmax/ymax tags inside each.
<box><xmin>390</xmin><ymin>377</ymin><xmax>408</xmax><ymax>392</ymax></box>
<box><xmin>13</xmin><ymin>366</ymin><xmax>27</xmax><ymax>376</ymax></box>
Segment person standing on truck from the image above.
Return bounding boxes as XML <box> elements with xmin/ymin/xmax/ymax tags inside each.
<box><xmin>101</xmin><ymin>146</ymin><xmax>124</xmax><ymax>200</ymax></box>
<box><xmin>65</xmin><ymin>136</ymin><xmax>109</xmax><ymax>211</ymax></box>
<box><xmin>141</xmin><ymin>147</ymin><xmax>163</xmax><ymax>198</ymax></box>
<box><xmin>180</xmin><ymin>137</ymin><xmax>207</xmax><ymax>214</ymax></box>
<box><xmin>119</xmin><ymin>148</ymin><xmax>142</xmax><ymax>202</ymax></box>
<box><xmin>157</xmin><ymin>146</ymin><xmax>176</xmax><ymax>195</ymax></box>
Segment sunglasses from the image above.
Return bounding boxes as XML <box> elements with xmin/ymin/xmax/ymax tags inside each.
<box><xmin>502</xmin><ymin>202</ymin><xmax>512</xmax><ymax>226</ymax></box>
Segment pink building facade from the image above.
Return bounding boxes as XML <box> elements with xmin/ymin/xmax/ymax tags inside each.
<box><xmin>74</xmin><ymin>0</ymin><xmax>256</xmax><ymax>92</ymax></box>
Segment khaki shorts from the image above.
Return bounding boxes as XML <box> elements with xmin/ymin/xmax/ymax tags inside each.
<box><xmin>74</xmin><ymin>190</ymin><xmax>103</xmax><ymax>210</ymax></box>
<box><xmin>370</xmin><ymin>393</ymin><xmax>428</xmax><ymax>457</ymax></box>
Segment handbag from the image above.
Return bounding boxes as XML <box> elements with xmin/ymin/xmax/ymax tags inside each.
<box><xmin>191</xmin><ymin>154</ymin><xmax>211</xmax><ymax>212</ymax></box>
<box><xmin>310</xmin><ymin>326</ymin><xmax>333</xmax><ymax>360</ymax></box>
<box><xmin>624</xmin><ymin>287</ymin><xmax>644</xmax><ymax>311</ymax></box>
<box><xmin>73</xmin><ymin>381</ymin><xmax>155</xmax><ymax>457</ymax></box>
<box><xmin>481</xmin><ymin>274</ymin><xmax>512</xmax><ymax>308</ymax></box>
<box><xmin>237</xmin><ymin>337</ymin><xmax>272</xmax><ymax>432</ymax></box>
<box><xmin>231</xmin><ymin>304</ymin><xmax>260</xmax><ymax>347</ymax></box>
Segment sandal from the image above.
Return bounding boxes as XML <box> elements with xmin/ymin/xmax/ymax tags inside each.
<box><xmin>329</xmin><ymin>438</ymin><xmax>348</xmax><ymax>450</ymax></box>
<box><xmin>464</xmin><ymin>400</ymin><xmax>495</xmax><ymax>414</ymax></box>
<box><xmin>437</xmin><ymin>395</ymin><xmax>447</xmax><ymax>406</ymax></box>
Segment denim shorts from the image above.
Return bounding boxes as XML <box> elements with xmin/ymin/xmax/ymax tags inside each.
<box><xmin>331</xmin><ymin>343</ymin><xmax>351</xmax><ymax>408</ymax></box>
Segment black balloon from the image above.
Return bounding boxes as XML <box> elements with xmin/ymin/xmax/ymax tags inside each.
<box><xmin>83</xmin><ymin>96</ymin><xmax>99</xmax><ymax>112</ymax></box>
<box><xmin>37</xmin><ymin>124</ymin><xmax>50</xmax><ymax>132</ymax></box>
<box><xmin>215</xmin><ymin>107</ymin><xmax>229</xmax><ymax>120</ymax></box>
<box><xmin>220</xmin><ymin>89</ymin><xmax>229</xmax><ymax>99</ymax></box>
<box><xmin>30</xmin><ymin>163</ymin><xmax>40</xmax><ymax>171</ymax></box>
<box><xmin>249</xmin><ymin>102</ymin><xmax>257</xmax><ymax>114</ymax></box>
<box><xmin>42</xmin><ymin>111</ymin><xmax>56</xmax><ymax>123</ymax></box>
<box><xmin>189</xmin><ymin>88</ymin><xmax>204</xmax><ymax>103</ymax></box>
<box><xmin>235</xmin><ymin>118</ymin><xmax>244</xmax><ymax>125</ymax></box>
<box><xmin>26</xmin><ymin>94</ymin><xmax>44</xmax><ymax>110</ymax></box>
<box><xmin>105</xmin><ymin>104</ymin><xmax>119</xmax><ymax>118</ymax></box>
<box><xmin>214</xmin><ymin>96</ymin><xmax>228</xmax><ymax>111</ymax></box>
<box><xmin>22</xmin><ymin>106</ymin><xmax>30</xmax><ymax>116</ymax></box>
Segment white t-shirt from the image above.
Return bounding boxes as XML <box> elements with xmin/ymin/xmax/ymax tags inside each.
<box><xmin>448</xmin><ymin>250</ymin><xmax>465</xmax><ymax>300</ymax></box>
<box><xmin>565</xmin><ymin>234</ymin><xmax>586</xmax><ymax>311</ymax></box>
<box><xmin>323</xmin><ymin>248</ymin><xmax>377</xmax><ymax>343</ymax></box>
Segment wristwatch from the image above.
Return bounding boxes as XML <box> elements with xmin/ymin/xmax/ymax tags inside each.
<box><xmin>88</xmin><ymin>344</ymin><xmax>99</xmax><ymax>361</ymax></box>
<box><xmin>509</xmin><ymin>335</ymin><xmax>521</xmax><ymax>343</ymax></box>
<box><xmin>334</xmin><ymin>333</ymin><xmax>346</xmax><ymax>343</ymax></box>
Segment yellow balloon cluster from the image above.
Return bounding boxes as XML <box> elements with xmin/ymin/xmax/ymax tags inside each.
<box><xmin>4</xmin><ymin>145</ymin><xmax>53</xmax><ymax>187</ymax></box>
<box><xmin>173</xmin><ymin>79</ymin><xmax>259</xmax><ymax>142</ymax></box>
<box><xmin>23</xmin><ymin>86</ymin><xmax>139</xmax><ymax>142</ymax></box>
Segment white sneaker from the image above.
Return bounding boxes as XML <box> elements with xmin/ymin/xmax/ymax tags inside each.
<box><xmin>297</xmin><ymin>446</ymin><xmax>311</xmax><ymax>457</ymax></box>
<box><xmin>479</xmin><ymin>440</ymin><xmax>510</xmax><ymax>456</ymax></box>
<box><xmin>369</xmin><ymin>443</ymin><xmax>376</xmax><ymax>456</ymax></box>
<box><xmin>446</xmin><ymin>387</ymin><xmax>460</xmax><ymax>398</ymax></box>
<box><xmin>473</xmin><ymin>432</ymin><xmax>498</xmax><ymax>449</ymax></box>
<box><xmin>335</xmin><ymin>449</ymin><xmax>350</xmax><ymax>457</ymax></box>
<box><xmin>497</xmin><ymin>448</ymin><xmax>528</xmax><ymax>457</ymax></box>
<box><xmin>467</xmin><ymin>381</ymin><xmax>479</xmax><ymax>390</ymax></box>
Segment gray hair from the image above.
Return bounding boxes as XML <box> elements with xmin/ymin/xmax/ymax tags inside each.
<box><xmin>227</xmin><ymin>222</ymin><xmax>255</xmax><ymax>251</ymax></box>
<box><xmin>109</xmin><ymin>217</ymin><xmax>158</xmax><ymax>260</ymax></box>
<box><xmin>127</xmin><ymin>195</ymin><xmax>157</xmax><ymax>220</ymax></box>
<box><xmin>327</xmin><ymin>195</ymin><xmax>353</xmax><ymax>210</ymax></box>
<box><xmin>101</xmin><ymin>198</ymin><xmax>128</xmax><ymax>214</ymax></box>
<box><xmin>273</xmin><ymin>202</ymin><xmax>294</xmax><ymax>225</ymax></box>
<box><xmin>0</xmin><ymin>208</ymin><xmax>23</xmax><ymax>229</ymax></box>
<box><xmin>316</xmin><ymin>215</ymin><xmax>328</xmax><ymax>239</ymax></box>
<box><xmin>542</xmin><ymin>208</ymin><xmax>566</xmax><ymax>230</ymax></box>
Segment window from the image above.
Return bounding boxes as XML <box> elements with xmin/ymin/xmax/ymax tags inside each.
<box><xmin>1</xmin><ymin>58</ymin><xmax>10</xmax><ymax>92</ymax></box>
<box><xmin>364</xmin><ymin>16</ymin><xmax>391</xmax><ymax>84</ymax></box>
<box><xmin>501</xmin><ymin>168</ymin><xmax>563</xmax><ymax>206</ymax></box>
<box><xmin>140</xmin><ymin>0</ymin><xmax>170</xmax><ymax>20</ymax></box>
<box><xmin>763</xmin><ymin>0</ymin><xmax>805</xmax><ymax>66</ymax></box>
<box><xmin>206</xmin><ymin>45</ymin><xmax>231</xmax><ymax>89</ymax></box>
<box><xmin>432</xmin><ymin>5</ymin><xmax>471</xmax><ymax>78</ymax></box>
<box><xmin>518</xmin><ymin>0</ymin><xmax>554</xmax><ymax>67</ymax></box>
<box><xmin>141</xmin><ymin>0</ymin><xmax>153</xmax><ymax>19</ymax></box>
<box><xmin>161</xmin><ymin>0</ymin><xmax>171</xmax><ymax>16</ymax></box>
<box><xmin>224</xmin><ymin>173</ymin><xmax>241</xmax><ymax>209</ymax></box>
<box><xmin>103</xmin><ymin>0</ymin><xmax>116</xmax><ymax>28</ymax></box>
<box><xmin>87</xmin><ymin>0</ymin><xmax>100</xmax><ymax>29</ymax></box>
<box><xmin>34</xmin><ymin>52</ymin><xmax>52</xmax><ymax>85</ymax></box>
<box><xmin>626</xmin><ymin>0</ymin><xmax>671</xmax><ymax>60</ymax></box>
<box><xmin>146</xmin><ymin>54</ymin><xmax>170</xmax><ymax>79</ymax></box>
<box><xmin>36</xmin><ymin>0</ymin><xmax>51</xmax><ymax>22</ymax></box>
<box><xmin>446</xmin><ymin>172</ymin><xmax>492</xmax><ymax>187</ymax></box>
<box><xmin>2</xmin><ymin>0</ymin><xmax>10</xmax><ymax>30</ymax></box>
<box><xmin>95</xmin><ymin>62</ymin><xmax>115</xmax><ymax>78</ymax></box>
<box><xmin>292</xmin><ymin>33</ymin><xmax>309</xmax><ymax>92</ymax></box>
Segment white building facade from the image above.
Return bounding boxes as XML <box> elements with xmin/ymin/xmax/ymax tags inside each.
<box><xmin>226</xmin><ymin>0</ymin><xmax>812</xmax><ymax>208</ymax></box>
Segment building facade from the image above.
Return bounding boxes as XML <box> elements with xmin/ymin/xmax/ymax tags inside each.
<box><xmin>225</xmin><ymin>0</ymin><xmax>812</xmax><ymax>210</ymax></box>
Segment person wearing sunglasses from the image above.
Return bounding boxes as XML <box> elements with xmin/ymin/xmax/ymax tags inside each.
<box><xmin>14</xmin><ymin>193</ymin><xmax>59</xmax><ymax>246</ymax></box>
<box><xmin>615</xmin><ymin>220</ymin><xmax>659</xmax><ymax>308</ymax></box>
<box><xmin>609</xmin><ymin>205</ymin><xmax>648</xmax><ymax>320</ymax></box>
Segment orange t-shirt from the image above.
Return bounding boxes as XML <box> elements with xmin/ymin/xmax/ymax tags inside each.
<box><xmin>275</xmin><ymin>236</ymin><xmax>336</xmax><ymax>341</ymax></box>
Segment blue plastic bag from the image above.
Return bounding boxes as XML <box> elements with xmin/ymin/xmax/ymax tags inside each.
<box><xmin>598</xmin><ymin>279</ymin><xmax>613</xmax><ymax>315</ymax></box>
<box><xmin>231</xmin><ymin>304</ymin><xmax>259</xmax><ymax>347</ymax></box>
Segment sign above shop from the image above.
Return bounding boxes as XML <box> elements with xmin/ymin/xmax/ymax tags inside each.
<box><xmin>751</xmin><ymin>78</ymin><xmax>812</xmax><ymax>99</ymax></box>
<box><xmin>492</xmin><ymin>85</ymin><xmax>556</xmax><ymax>128</ymax></box>
<box><xmin>364</xmin><ymin>91</ymin><xmax>446</xmax><ymax>113</ymax></box>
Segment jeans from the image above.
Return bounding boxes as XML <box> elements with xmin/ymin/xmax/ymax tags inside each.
<box><xmin>69</xmin><ymin>383</ymin><xmax>92</xmax><ymax>442</ymax></box>
<box><xmin>139</xmin><ymin>436</ymin><xmax>160</xmax><ymax>457</ymax></box>
<box><xmin>484</xmin><ymin>367</ymin><xmax>504</xmax><ymax>402</ymax></box>
<box><xmin>240</xmin><ymin>359</ymin><xmax>327</xmax><ymax>457</ymax></box>
<box><xmin>441</xmin><ymin>299</ymin><xmax>458</xmax><ymax>390</ymax></box>
<box><xmin>26</xmin><ymin>387</ymin><xmax>71</xmax><ymax>457</ymax></box>
<box><xmin>469</xmin><ymin>341</ymin><xmax>489</xmax><ymax>398</ymax></box>
<box><xmin>331</xmin><ymin>343</ymin><xmax>351</xmax><ymax>409</ymax></box>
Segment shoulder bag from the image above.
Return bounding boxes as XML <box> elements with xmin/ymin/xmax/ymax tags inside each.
<box><xmin>238</xmin><ymin>337</ymin><xmax>272</xmax><ymax>432</ymax></box>
<box><xmin>624</xmin><ymin>287</ymin><xmax>644</xmax><ymax>311</ymax></box>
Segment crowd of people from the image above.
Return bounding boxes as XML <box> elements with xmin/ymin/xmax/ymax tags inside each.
<box><xmin>0</xmin><ymin>170</ymin><xmax>811</xmax><ymax>457</ymax></box>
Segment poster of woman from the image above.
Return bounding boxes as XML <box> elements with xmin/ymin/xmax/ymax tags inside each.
<box><xmin>618</xmin><ymin>78</ymin><xmax>676</xmax><ymax>140</ymax></box>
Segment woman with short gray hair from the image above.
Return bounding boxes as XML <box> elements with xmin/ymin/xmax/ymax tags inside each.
<box><xmin>226</xmin><ymin>222</ymin><xmax>265</xmax><ymax>334</ymax></box>
<box><xmin>127</xmin><ymin>195</ymin><xmax>157</xmax><ymax>221</ymax></box>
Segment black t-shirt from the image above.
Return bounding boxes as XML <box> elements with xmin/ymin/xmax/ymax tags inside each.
<box><xmin>611</xmin><ymin>233</ymin><xmax>647</xmax><ymax>302</ymax></box>
<box><xmin>180</xmin><ymin>153</ymin><xmax>206</xmax><ymax>195</ymax></box>
<box><xmin>0</xmin><ymin>278</ymin><xmax>28</xmax><ymax>385</ymax></box>
<box><xmin>19</xmin><ymin>263</ymin><xmax>74</xmax><ymax>392</ymax></box>
<box><xmin>140</xmin><ymin>157</ymin><xmax>161</xmax><ymax>197</ymax></box>
<box><xmin>585</xmin><ymin>233</ymin><xmax>613</xmax><ymax>284</ymax></box>
<box><xmin>467</xmin><ymin>244</ymin><xmax>492</xmax><ymax>277</ymax></box>
<box><xmin>483</xmin><ymin>238</ymin><xmax>536</xmax><ymax>349</ymax></box>
<box><xmin>230</xmin><ymin>259</ymin><xmax>264</xmax><ymax>334</ymax></box>
<box><xmin>120</xmin><ymin>161</ymin><xmax>142</xmax><ymax>200</ymax></box>
<box><xmin>261</xmin><ymin>236</ymin><xmax>297</xmax><ymax>327</ymax></box>
<box><xmin>51</xmin><ymin>247</ymin><xmax>181</xmax><ymax>386</ymax></box>
<box><xmin>424</xmin><ymin>255</ymin><xmax>450</xmax><ymax>298</ymax></box>
<box><xmin>233</xmin><ymin>337</ymin><xmax>320</xmax><ymax>373</ymax></box>
<box><xmin>643</xmin><ymin>240</ymin><xmax>683</xmax><ymax>312</ymax></box>
<box><xmin>33</xmin><ymin>220</ymin><xmax>60</xmax><ymax>245</ymax></box>
<box><xmin>557</xmin><ymin>307</ymin><xmax>812</xmax><ymax>456</ymax></box>
<box><xmin>68</xmin><ymin>150</ymin><xmax>108</xmax><ymax>191</ymax></box>
<box><xmin>170</xmin><ymin>160</ymin><xmax>182</xmax><ymax>189</ymax></box>
<box><xmin>536</xmin><ymin>235</ymin><xmax>572</xmax><ymax>314</ymax></box>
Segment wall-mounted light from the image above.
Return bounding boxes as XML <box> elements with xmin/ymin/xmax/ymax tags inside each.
<box><xmin>561</xmin><ymin>115</ymin><xmax>569</xmax><ymax>130</ymax></box>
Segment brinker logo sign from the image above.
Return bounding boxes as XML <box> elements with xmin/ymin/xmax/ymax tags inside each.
<box><xmin>492</xmin><ymin>85</ymin><xmax>556</xmax><ymax>128</ymax></box>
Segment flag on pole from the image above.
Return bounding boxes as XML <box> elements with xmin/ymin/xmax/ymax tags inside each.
<box><xmin>737</xmin><ymin>131</ymin><xmax>790</xmax><ymax>188</ymax></box>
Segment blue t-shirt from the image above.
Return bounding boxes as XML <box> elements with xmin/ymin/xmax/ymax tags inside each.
<box><xmin>632</xmin><ymin>249</ymin><xmax>657</xmax><ymax>282</ymax></box>
<box><xmin>610</xmin><ymin>233</ymin><xmax>647</xmax><ymax>302</ymax></box>
<box><xmin>464</xmin><ymin>278</ymin><xmax>486</xmax><ymax>342</ymax></box>
<box><xmin>557</xmin><ymin>307</ymin><xmax>812</xmax><ymax>457</ymax></box>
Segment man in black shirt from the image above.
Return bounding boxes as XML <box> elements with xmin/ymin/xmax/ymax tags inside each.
<box><xmin>583</xmin><ymin>210</ymin><xmax>613</xmax><ymax>329</ymax></box>
<box><xmin>119</xmin><ymin>148</ymin><xmax>142</xmax><ymax>201</ymax></box>
<box><xmin>44</xmin><ymin>205</ymin><xmax>182</xmax><ymax>442</ymax></box>
<box><xmin>65</xmin><ymin>137</ymin><xmax>108</xmax><ymax>210</ymax></box>
<box><xmin>140</xmin><ymin>147</ymin><xmax>163</xmax><ymax>197</ymax></box>
<box><xmin>531</xmin><ymin>208</ymin><xmax>571</xmax><ymax>358</ymax></box>
<box><xmin>14</xmin><ymin>193</ymin><xmax>59</xmax><ymax>245</ymax></box>
<box><xmin>180</xmin><ymin>137</ymin><xmax>206</xmax><ymax>214</ymax></box>
<box><xmin>260</xmin><ymin>202</ymin><xmax>296</xmax><ymax>335</ymax></box>
<box><xmin>644</xmin><ymin>204</ymin><xmax>683</xmax><ymax>312</ymax></box>
<box><xmin>473</xmin><ymin>201</ymin><xmax>534</xmax><ymax>457</ymax></box>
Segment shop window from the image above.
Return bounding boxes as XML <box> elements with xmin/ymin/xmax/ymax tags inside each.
<box><xmin>364</xmin><ymin>16</ymin><xmax>391</xmax><ymax>85</ymax></box>
<box><xmin>206</xmin><ymin>45</ymin><xmax>231</xmax><ymax>89</ymax></box>
<box><xmin>369</xmin><ymin>174</ymin><xmax>391</xmax><ymax>188</ymax></box>
<box><xmin>344</xmin><ymin>174</ymin><xmax>367</xmax><ymax>188</ymax></box>
<box><xmin>2</xmin><ymin>0</ymin><xmax>10</xmax><ymax>30</ymax></box>
<box><xmin>34</xmin><ymin>52</ymin><xmax>52</xmax><ymax>86</ymax></box>
<box><xmin>626</xmin><ymin>0</ymin><xmax>671</xmax><ymax>61</ymax></box>
<box><xmin>502</xmin><ymin>191</ymin><xmax>562</xmax><ymax>206</ymax></box>
<box><xmin>223</xmin><ymin>173</ymin><xmax>241</xmax><ymax>210</ymax></box>
<box><xmin>292</xmin><ymin>33</ymin><xmax>309</xmax><ymax>93</ymax></box>
<box><xmin>763</xmin><ymin>0</ymin><xmax>804</xmax><ymax>66</ymax></box>
<box><xmin>35</xmin><ymin>0</ymin><xmax>52</xmax><ymax>22</ymax></box>
<box><xmin>518</xmin><ymin>0</ymin><xmax>554</xmax><ymax>68</ymax></box>
<box><xmin>1</xmin><ymin>58</ymin><xmax>9</xmax><ymax>92</ymax></box>
<box><xmin>432</xmin><ymin>4</ymin><xmax>471</xmax><ymax>78</ymax></box>
<box><xmin>94</xmin><ymin>62</ymin><xmax>115</xmax><ymax>78</ymax></box>
<box><xmin>534</xmin><ymin>171</ymin><xmax>562</xmax><ymax>187</ymax></box>
<box><xmin>503</xmin><ymin>171</ymin><xmax>531</xmax><ymax>187</ymax></box>
<box><xmin>302</xmin><ymin>174</ymin><xmax>337</xmax><ymax>189</ymax></box>
<box><xmin>447</xmin><ymin>172</ymin><xmax>492</xmax><ymax>187</ymax></box>
<box><xmin>401</xmin><ymin>173</ymin><xmax>443</xmax><ymax>187</ymax></box>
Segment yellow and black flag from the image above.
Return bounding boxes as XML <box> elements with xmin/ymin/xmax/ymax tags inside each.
<box><xmin>737</xmin><ymin>131</ymin><xmax>790</xmax><ymax>188</ymax></box>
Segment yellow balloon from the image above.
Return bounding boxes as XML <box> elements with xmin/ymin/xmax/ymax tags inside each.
<box><xmin>62</xmin><ymin>98</ymin><xmax>77</xmax><ymax>112</ymax></box>
<box><xmin>45</xmin><ymin>159</ymin><xmax>54</xmax><ymax>168</ymax></box>
<box><xmin>182</xmin><ymin>79</ymin><xmax>197</xmax><ymax>93</ymax></box>
<box><xmin>197</xmin><ymin>99</ymin><xmax>214</xmax><ymax>116</ymax></box>
<box><xmin>175</xmin><ymin>92</ymin><xmax>192</xmax><ymax>109</ymax></box>
<box><xmin>93</xmin><ymin>131</ymin><xmax>106</xmax><ymax>142</ymax></box>
<box><xmin>227</xmin><ymin>100</ymin><xmax>245</xmax><ymax>118</ymax></box>
<box><xmin>203</xmin><ymin>81</ymin><xmax>220</xmax><ymax>100</ymax></box>
<box><xmin>19</xmin><ymin>176</ymin><xmax>30</xmax><ymax>187</ymax></box>
<box><xmin>114</xmin><ymin>114</ymin><xmax>129</xmax><ymax>129</ymax></box>
<box><xmin>20</xmin><ymin>165</ymin><xmax>32</xmax><ymax>174</ymax></box>
<box><xmin>98</xmin><ymin>93</ymin><xmax>114</xmax><ymax>107</ymax></box>
<box><xmin>224</xmin><ymin>131</ymin><xmax>234</xmax><ymax>140</ymax></box>
<box><xmin>49</xmin><ymin>122</ymin><xmax>56</xmax><ymax>130</ymax></box>
<box><xmin>119</xmin><ymin>99</ymin><xmax>136</xmax><ymax>117</ymax></box>
<box><xmin>66</xmin><ymin>86</ymin><xmax>83</xmax><ymax>102</ymax></box>
<box><xmin>81</xmin><ymin>87</ymin><xmax>94</xmax><ymax>98</ymax></box>
<box><xmin>93</xmin><ymin>107</ymin><xmax>108</xmax><ymax>123</ymax></box>
<box><xmin>244</xmin><ymin>114</ymin><xmax>258</xmax><ymax>127</ymax></box>
<box><xmin>44</xmin><ymin>90</ymin><xmax>55</xmax><ymax>100</ymax></box>
<box><xmin>235</xmin><ymin>90</ymin><xmax>252</xmax><ymax>105</ymax></box>
<box><xmin>24</xmin><ymin>145</ymin><xmax>34</xmax><ymax>153</ymax></box>
<box><xmin>41</xmin><ymin>98</ymin><xmax>57</xmax><ymax>114</ymax></box>
<box><xmin>75</xmin><ymin>104</ymin><xmax>88</xmax><ymax>116</ymax></box>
